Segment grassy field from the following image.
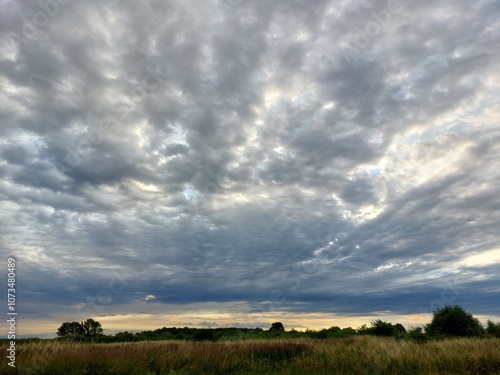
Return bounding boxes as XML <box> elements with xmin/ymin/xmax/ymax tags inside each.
<box><xmin>2</xmin><ymin>336</ymin><xmax>500</xmax><ymax>375</ymax></box>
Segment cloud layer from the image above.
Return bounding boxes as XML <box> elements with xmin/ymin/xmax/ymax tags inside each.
<box><xmin>1</xmin><ymin>0</ymin><xmax>499</xmax><ymax>333</ymax></box>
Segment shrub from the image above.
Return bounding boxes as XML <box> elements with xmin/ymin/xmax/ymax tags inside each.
<box><xmin>407</xmin><ymin>326</ymin><xmax>426</xmax><ymax>343</ymax></box>
<box><xmin>487</xmin><ymin>320</ymin><xmax>500</xmax><ymax>338</ymax></box>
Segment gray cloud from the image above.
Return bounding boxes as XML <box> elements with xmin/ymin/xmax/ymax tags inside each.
<box><xmin>1</xmin><ymin>0</ymin><xmax>499</xmax><ymax>333</ymax></box>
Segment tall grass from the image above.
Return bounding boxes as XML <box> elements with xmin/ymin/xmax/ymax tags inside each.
<box><xmin>1</xmin><ymin>336</ymin><xmax>500</xmax><ymax>374</ymax></box>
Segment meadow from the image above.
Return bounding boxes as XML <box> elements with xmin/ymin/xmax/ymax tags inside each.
<box><xmin>2</xmin><ymin>336</ymin><xmax>500</xmax><ymax>375</ymax></box>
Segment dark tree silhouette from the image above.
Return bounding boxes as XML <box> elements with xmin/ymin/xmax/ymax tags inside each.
<box><xmin>81</xmin><ymin>318</ymin><xmax>103</xmax><ymax>337</ymax></box>
<box><xmin>486</xmin><ymin>320</ymin><xmax>500</xmax><ymax>337</ymax></box>
<box><xmin>358</xmin><ymin>320</ymin><xmax>406</xmax><ymax>337</ymax></box>
<box><xmin>57</xmin><ymin>322</ymin><xmax>84</xmax><ymax>336</ymax></box>
<box><xmin>369</xmin><ymin>320</ymin><xmax>397</xmax><ymax>337</ymax></box>
<box><xmin>192</xmin><ymin>329</ymin><xmax>215</xmax><ymax>341</ymax></box>
<box><xmin>393</xmin><ymin>323</ymin><xmax>406</xmax><ymax>334</ymax></box>
<box><xmin>425</xmin><ymin>305</ymin><xmax>484</xmax><ymax>337</ymax></box>
<box><xmin>269</xmin><ymin>322</ymin><xmax>285</xmax><ymax>331</ymax></box>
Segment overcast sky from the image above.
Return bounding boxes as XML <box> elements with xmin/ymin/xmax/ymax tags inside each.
<box><xmin>1</xmin><ymin>0</ymin><xmax>500</xmax><ymax>336</ymax></box>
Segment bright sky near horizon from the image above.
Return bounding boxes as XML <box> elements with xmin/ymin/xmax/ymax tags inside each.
<box><xmin>1</xmin><ymin>0</ymin><xmax>499</xmax><ymax>337</ymax></box>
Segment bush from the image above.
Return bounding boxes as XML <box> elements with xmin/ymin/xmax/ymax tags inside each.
<box><xmin>358</xmin><ymin>320</ymin><xmax>406</xmax><ymax>337</ymax></box>
<box><xmin>486</xmin><ymin>320</ymin><xmax>500</xmax><ymax>338</ymax></box>
<box><xmin>407</xmin><ymin>327</ymin><xmax>426</xmax><ymax>343</ymax></box>
<box><xmin>315</xmin><ymin>329</ymin><xmax>330</xmax><ymax>339</ymax></box>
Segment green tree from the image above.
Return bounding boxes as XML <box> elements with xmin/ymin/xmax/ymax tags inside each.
<box><xmin>357</xmin><ymin>321</ymin><xmax>406</xmax><ymax>337</ymax></box>
<box><xmin>393</xmin><ymin>323</ymin><xmax>406</xmax><ymax>334</ymax></box>
<box><xmin>269</xmin><ymin>322</ymin><xmax>285</xmax><ymax>331</ymax></box>
<box><xmin>426</xmin><ymin>305</ymin><xmax>485</xmax><ymax>337</ymax></box>
<box><xmin>357</xmin><ymin>324</ymin><xmax>370</xmax><ymax>335</ymax></box>
<box><xmin>486</xmin><ymin>320</ymin><xmax>500</xmax><ymax>337</ymax></box>
<box><xmin>370</xmin><ymin>320</ymin><xmax>397</xmax><ymax>337</ymax></box>
<box><xmin>192</xmin><ymin>329</ymin><xmax>215</xmax><ymax>342</ymax></box>
<box><xmin>57</xmin><ymin>322</ymin><xmax>84</xmax><ymax>336</ymax></box>
<box><xmin>315</xmin><ymin>329</ymin><xmax>329</xmax><ymax>339</ymax></box>
<box><xmin>81</xmin><ymin>318</ymin><xmax>103</xmax><ymax>337</ymax></box>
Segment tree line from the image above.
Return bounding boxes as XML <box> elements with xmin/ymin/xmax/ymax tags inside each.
<box><xmin>56</xmin><ymin>305</ymin><xmax>500</xmax><ymax>343</ymax></box>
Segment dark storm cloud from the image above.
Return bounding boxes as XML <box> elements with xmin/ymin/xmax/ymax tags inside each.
<box><xmin>1</xmin><ymin>0</ymin><xmax>499</xmax><ymax>332</ymax></box>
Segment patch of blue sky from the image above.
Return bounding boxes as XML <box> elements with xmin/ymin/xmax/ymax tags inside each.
<box><xmin>365</xmin><ymin>168</ymin><xmax>382</xmax><ymax>175</ymax></box>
